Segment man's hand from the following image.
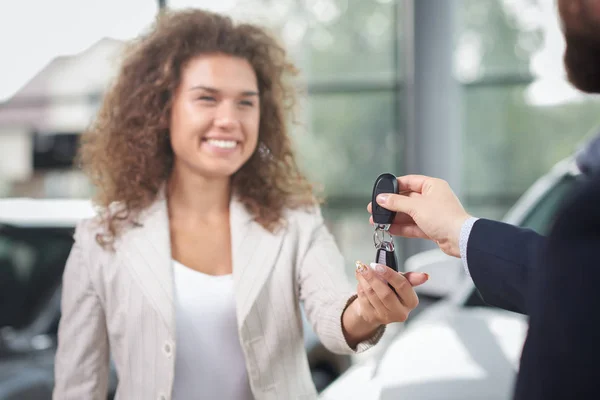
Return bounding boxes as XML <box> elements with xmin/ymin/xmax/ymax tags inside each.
<box><xmin>367</xmin><ymin>174</ymin><xmax>471</xmax><ymax>257</ymax></box>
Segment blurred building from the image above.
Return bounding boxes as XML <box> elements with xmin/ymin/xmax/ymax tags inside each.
<box><xmin>0</xmin><ymin>38</ymin><xmax>123</xmax><ymax>198</ymax></box>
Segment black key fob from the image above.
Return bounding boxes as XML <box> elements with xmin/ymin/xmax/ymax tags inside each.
<box><xmin>371</xmin><ymin>173</ymin><xmax>399</xmax><ymax>226</ymax></box>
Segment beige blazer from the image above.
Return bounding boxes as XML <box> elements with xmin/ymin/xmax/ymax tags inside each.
<box><xmin>53</xmin><ymin>194</ymin><xmax>383</xmax><ymax>400</ymax></box>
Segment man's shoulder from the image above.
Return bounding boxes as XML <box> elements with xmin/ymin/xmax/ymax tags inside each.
<box><xmin>578</xmin><ymin>172</ymin><xmax>600</xmax><ymax>199</ymax></box>
<box><xmin>561</xmin><ymin>172</ymin><xmax>600</xmax><ymax>216</ymax></box>
<box><xmin>550</xmin><ymin>172</ymin><xmax>600</xmax><ymax>237</ymax></box>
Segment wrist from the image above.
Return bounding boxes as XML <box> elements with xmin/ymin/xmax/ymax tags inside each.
<box><xmin>342</xmin><ymin>300</ymin><xmax>380</xmax><ymax>350</ymax></box>
<box><xmin>446</xmin><ymin>213</ymin><xmax>472</xmax><ymax>258</ymax></box>
<box><xmin>343</xmin><ymin>299</ymin><xmax>380</xmax><ymax>338</ymax></box>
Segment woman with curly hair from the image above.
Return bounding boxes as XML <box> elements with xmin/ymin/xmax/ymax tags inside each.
<box><xmin>52</xmin><ymin>8</ymin><xmax>428</xmax><ymax>400</ymax></box>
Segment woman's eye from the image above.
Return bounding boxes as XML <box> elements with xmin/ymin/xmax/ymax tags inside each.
<box><xmin>198</xmin><ymin>96</ymin><xmax>216</xmax><ymax>102</ymax></box>
<box><xmin>240</xmin><ymin>100</ymin><xmax>254</xmax><ymax>107</ymax></box>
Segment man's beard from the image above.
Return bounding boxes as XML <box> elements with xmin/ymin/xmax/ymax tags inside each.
<box><xmin>564</xmin><ymin>32</ymin><xmax>600</xmax><ymax>93</ymax></box>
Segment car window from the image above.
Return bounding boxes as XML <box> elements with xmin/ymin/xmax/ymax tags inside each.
<box><xmin>0</xmin><ymin>225</ymin><xmax>73</xmax><ymax>330</ymax></box>
<box><xmin>518</xmin><ymin>174</ymin><xmax>581</xmax><ymax>235</ymax></box>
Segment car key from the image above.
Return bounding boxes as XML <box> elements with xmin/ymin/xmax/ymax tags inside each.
<box><xmin>371</xmin><ymin>173</ymin><xmax>400</xmax><ymax>272</ymax></box>
<box><xmin>371</xmin><ymin>172</ymin><xmax>399</xmax><ymax>229</ymax></box>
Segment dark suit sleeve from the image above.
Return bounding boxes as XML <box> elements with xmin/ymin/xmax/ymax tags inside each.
<box><xmin>466</xmin><ymin>219</ymin><xmax>546</xmax><ymax>315</ymax></box>
<box><xmin>514</xmin><ymin>174</ymin><xmax>600</xmax><ymax>399</ymax></box>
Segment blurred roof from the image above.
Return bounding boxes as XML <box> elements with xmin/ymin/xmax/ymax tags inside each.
<box><xmin>0</xmin><ymin>38</ymin><xmax>124</xmax><ymax>131</ymax></box>
<box><xmin>0</xmin><ymin>198</ymin><xmax>95</xmax><ymax>227</ymax></box>
<box><xmin>9</xmin><ymin>37</ymin><xmax>123</xmax><ymax>101</ymax></box>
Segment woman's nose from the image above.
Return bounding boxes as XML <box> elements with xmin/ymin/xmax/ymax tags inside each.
<box><xmin>213</xmin><ymin>101</ymin><xmax>240</xmax><ymax>130</ymax></box>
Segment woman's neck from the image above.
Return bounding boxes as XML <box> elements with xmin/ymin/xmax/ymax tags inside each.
<box><xmin>167</xmin><ymin>165</ymin><xmax>231</xmax><ymax>225</ymax></box>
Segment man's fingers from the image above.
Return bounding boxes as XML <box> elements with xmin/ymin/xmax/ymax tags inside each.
<box><xmin>369</xmin><ymin>190</ymin><xmax>422</xmax><ymax>225</ymax></box>
<box><xmin>376</xmin><ymin>193</ymin><xmax>418</xmax><ymax>217</ymax></box>
<box><xmin>395</xmin><ymin>175</ymin><xmax>435</xmax><ymax>194</ymax></box>
<box><xmin>394</xmin><ymin>213</ymin><xmax>416</xmax><ymax>225</ymax></box>
<box><xmin>387</xmin><ymin>223</ymin><xmax>429</xmax><ymax>239</ymax></box>
<box><xmin>370</xmin><ymin>215</ymin><xmax>427</xmax><ymax>239</ymax></box>
<box><xmin>369</xmin><ymin>214</ymin><xmax>415</xmax><ymax>227</ymax></box>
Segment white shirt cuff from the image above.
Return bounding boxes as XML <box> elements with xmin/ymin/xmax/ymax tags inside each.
<box><xmin>459</xmin><ymin>217</ymin><xmax>479</xmax><ymax>277</ymax></box>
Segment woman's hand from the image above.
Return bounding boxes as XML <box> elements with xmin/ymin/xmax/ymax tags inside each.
<box><xmin>342</xmin><ymin>262</ymin><xmax>428</xmax><ymax>348</ymax></box>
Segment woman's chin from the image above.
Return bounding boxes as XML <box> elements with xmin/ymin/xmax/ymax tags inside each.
<box><xmin>172</xmin><ymin>155</ymin><xmax>249</xmax><ymax>181</ymax></box>
<box><xmin>194</xmin><ymin>162</ymin><xmax>243</xmax><ymax>180</ymax></box>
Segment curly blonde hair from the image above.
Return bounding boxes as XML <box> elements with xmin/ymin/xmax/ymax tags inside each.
<box><xmin>79</xmin><ymin>8</ymin><xmax>318</xmax><ymax>247</ymax></box>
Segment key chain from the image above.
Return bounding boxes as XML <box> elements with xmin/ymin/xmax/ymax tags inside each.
<box><xmin>371</xmin><ymin>173</ymin><xmax>400</xmax><ymax>272</ymax></box>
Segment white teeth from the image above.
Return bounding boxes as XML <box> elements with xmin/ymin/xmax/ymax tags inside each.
<box><xmin>206</xmin><ymin>139</ymin><xmax>237</xmax><ymax>149</ymax></box>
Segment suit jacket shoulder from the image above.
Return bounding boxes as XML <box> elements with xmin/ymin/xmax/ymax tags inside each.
<box><xmin>514</xmin><ymin>173</ymin><xmax>600</xmax><ymax>399</ymax></box>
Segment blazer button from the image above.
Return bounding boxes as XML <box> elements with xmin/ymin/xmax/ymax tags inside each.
<box><xmin>158</xmin><ymin>393</ymin><xmax>168</xmax><ymax>400</ymax></box>
<box><xmin>163</xmin><ymin>341</ymin><xmax>173</xmax><ymax>357</ymax></box>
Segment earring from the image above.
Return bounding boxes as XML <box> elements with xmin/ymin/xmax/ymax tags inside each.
<box><xmin>258</xmin><ymin>142</ymin><xmax>273</xmax><ymax>160</ymax></box>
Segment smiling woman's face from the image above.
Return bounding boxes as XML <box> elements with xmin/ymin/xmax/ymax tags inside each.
<box><xmin>169</xmin><ymin>53</ymin><xmax>261</xmax><ymax>179</ymax></box>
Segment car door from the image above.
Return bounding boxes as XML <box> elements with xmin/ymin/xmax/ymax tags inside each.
<box><xmin>0</xmin><ymin>225</ymin><xmax>74</xmax><ymax>400</ymax></box>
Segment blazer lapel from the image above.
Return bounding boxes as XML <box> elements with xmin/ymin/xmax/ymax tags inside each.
<box><xmin>116</xmin><ymin>194</ymin><xmax>175</xmax><ymax>334</ymax></box>
<box><xmin>112</xmin><ymin>195</ymin><xmax>285</xmax><ymax>334</ymax></box>
<box><xmin>230</xmin><ymin>198</ymin><xmax>285</xmax><ymax>325</ymax></box>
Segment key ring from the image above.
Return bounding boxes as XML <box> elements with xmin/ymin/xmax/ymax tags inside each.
<box><xmin>373</xmin><ymin>225</ymin><xmax>393</xmax><ymax>248</ymax></box>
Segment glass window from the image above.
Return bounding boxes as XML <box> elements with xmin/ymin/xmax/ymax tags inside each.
<box><xmin>463</xmin><ymin>84</ymin><xmax>600</xmax><ymax>218</ymax></box>
<box><xmin>293</xmin><ymin>92</ymin><xmax>401</xmax><ymax>198</ymax></box>
<box><xmin>0</xmin><ymin>226</ymin><xmax>73</xmax><ymax>330</ymax></box>
<box><xmin>519</xmin><ymin>174</ymin><xmax>582</xmax><ymax>235</ymax></box>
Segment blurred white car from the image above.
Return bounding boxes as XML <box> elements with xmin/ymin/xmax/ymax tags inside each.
<box><xmin>321</xmin><ymin>156</ymin><xmax>584</xmax><ymax>400</ymax></box>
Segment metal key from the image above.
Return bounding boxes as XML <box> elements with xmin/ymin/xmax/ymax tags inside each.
<box><xmin>375</xmin><ymin>241</ymin><xmax>399</xmax><ymax>273</ymax></box>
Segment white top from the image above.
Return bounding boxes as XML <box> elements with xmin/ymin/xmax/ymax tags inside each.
<box><xmin>171</xmin><ymin>260</ymin><xmax>253</xmax><ymax>400</ymax></box>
